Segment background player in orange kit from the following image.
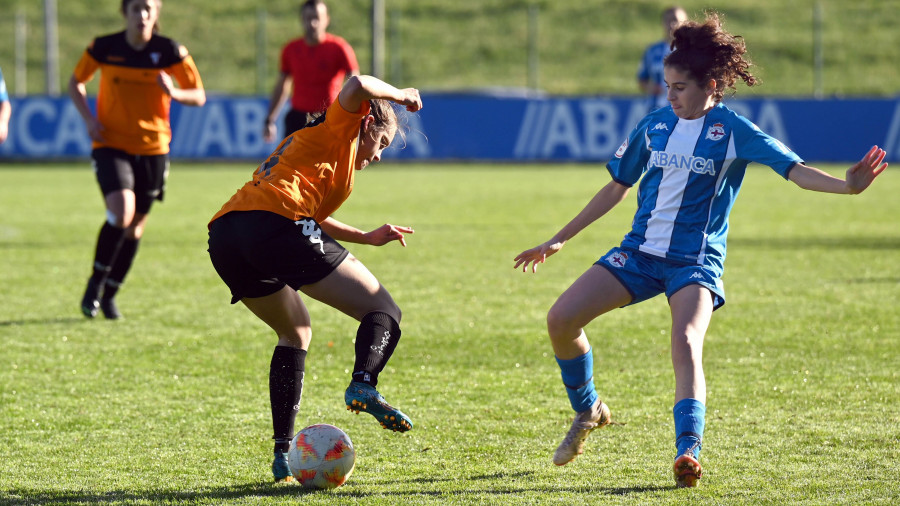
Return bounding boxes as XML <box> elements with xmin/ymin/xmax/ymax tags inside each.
<box><xmin>69</xmin><ymin>0</ymin><xmax>206</xmax><ymax>319</ymax></box>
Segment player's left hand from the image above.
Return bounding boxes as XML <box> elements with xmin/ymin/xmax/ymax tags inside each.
<box><xmin>366</xmin><ymin>224</ymin><xmax>414</xmax><ymax>247</ymax></box>
<box><xmin>157</xmin><ymin>72</ymin><xmax>174</xmax><ymax>96</ymax></box>
<box><xmin>846</xmin><ymin>145</ymin><xmax>888</xmax><ymax>194</ymax></box>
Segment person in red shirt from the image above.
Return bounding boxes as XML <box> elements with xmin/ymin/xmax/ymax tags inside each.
<box><xmin>69</xmin><ymin>0</ymin><xmax>205</xmax><ymax>320</ymax></box>
<box><xmin>210</xmin><ymin>74</ymin><xmax>422</xmax><ymax>482</ymax></box>
<box><xmin>263</xmin><ymin>0</ymin><xmax>359</xmax><ymax>142</ymax></box>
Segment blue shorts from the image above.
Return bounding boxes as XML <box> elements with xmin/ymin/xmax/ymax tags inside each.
<box><xmin>595</xmin><ymin>247</ymin><xmax>725</xmax><ymax>310</ymax></box>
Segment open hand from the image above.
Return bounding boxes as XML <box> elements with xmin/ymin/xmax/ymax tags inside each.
<box><xmin>846</xmin><ymin>145</ymin><xmax>888</xmax><ymax>194</ymax></box>
<box><xmin>513</xmin><ymin>240</ymin><xmax>564</xmax><ymax>273</ymax></box>
<box><xmin>366</xmin><ymin>224</ymin><xmax>414</xmax><ymax>246</ymax></box>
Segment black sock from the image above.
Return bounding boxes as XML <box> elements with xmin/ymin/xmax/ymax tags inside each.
<box><xmin>103</xmin><ymin>238</ymin><xmax>140</xmax><ymax>300</ymax></box>
<box><xmin>89</xmin><ymin>222</ymin><xmax>126</xmax><ymax>286</ymax></box>
<box><xmin>351</xmin><ymin>312</ymin><xmax>401</xmax><ymax>388</ymax></box>
<box><xmin>270</xmin><ymin>346</ymin><xmax>306</xmax><ymax>453</ymax></box>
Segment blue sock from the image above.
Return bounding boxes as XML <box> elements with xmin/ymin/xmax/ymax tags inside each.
<box><xmin>556</xmin><ymin>349</ymin><xmax>598</xmax><ymax>413</ymax></box>
<box><xmin>673</xmin><ymin>398</ymin><xmax>706</xmax><ymax>460</ymax></box>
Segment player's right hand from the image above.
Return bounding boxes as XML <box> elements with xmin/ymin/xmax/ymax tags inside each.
<box><xmin>397</xmin><ymin>88</ymin><xmax>423</xmax><ymax>112</ymax></box>
<box><xmin>513</xmin><ymin>240</ymin><xmax>564</xmax><ymax>273</ymax></box>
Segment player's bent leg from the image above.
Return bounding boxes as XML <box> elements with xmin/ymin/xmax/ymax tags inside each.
<box><xmin>547</xmin><ymin>265</ymin><xmax>631</xmax><ymax>359</ymax></box>
<box><xmin>546</xmin><ymin>265</ymin><xmax>628</xmax><ymax>465</ymax></box>
<box><xmin>301</xmin><ymin>256</ymin><xmax>411</xmax><ymax>432</ymax></box>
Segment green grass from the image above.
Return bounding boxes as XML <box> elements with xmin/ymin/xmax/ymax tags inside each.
<box><xmin>0</xmin><ymin>0</ymin><xmax>898</xmax><ymax>96</ymax></box>
<box><xmin>1</xmin><ymin>162</ymin><xmax>898</xmax><ymax>504</ymax></box>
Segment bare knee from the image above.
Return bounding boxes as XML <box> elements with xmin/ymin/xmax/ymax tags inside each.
<box><xmin>277</xmin><ymin>327</ymin><xmax>312</xmax><ymax>349</ymax></box>
<box><xmin>547</xmin><ymin>303</ymin><xmax>579</xmax><ymax>341</ymax></box>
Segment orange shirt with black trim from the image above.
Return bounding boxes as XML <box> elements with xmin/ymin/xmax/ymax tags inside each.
<box><xmin>210</xmin><ymin>99</ymin><xmax>368</xmax><ymax>226</ymax></box>
<box><xmin>72</xmin><ymin>31</ymin><xmax>203</xmax><ymax>155</ymax></box>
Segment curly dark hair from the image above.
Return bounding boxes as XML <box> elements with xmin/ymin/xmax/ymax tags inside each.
<box><xmin>664</xmin><ymin>12</ymin><xmax>758</xmax><ymax>102</ymax></box>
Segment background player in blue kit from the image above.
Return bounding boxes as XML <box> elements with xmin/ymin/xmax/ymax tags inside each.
<box><xmin>638</xmin><ymin>6</ymin><xmax>688</xmax><ymax>112</ymax></box>
<box><xmin>514</xmin><ymin>11</ymin><xmax>887</xmax><ymax>488</ymax></box>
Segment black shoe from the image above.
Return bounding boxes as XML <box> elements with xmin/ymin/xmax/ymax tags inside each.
<box><xmin>99</xmin><ymin>298</ymin><xmax>122</xmax><ymax>320</ymax></box>
<box><xmin>80</xmin><ymin>279</ymin><xmax>101</xmax><ymax>318</ymax></box>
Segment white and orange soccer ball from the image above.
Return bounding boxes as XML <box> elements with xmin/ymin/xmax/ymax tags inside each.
<box><xmin>288</xmin><ymin>424</ymin><xmax>356</xmax><ymax>489</ymax></box>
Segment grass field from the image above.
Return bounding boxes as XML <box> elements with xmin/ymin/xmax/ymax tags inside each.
<box><xmin>1</xmin><ymin>162</ymin><xmax>899</xmax><ymax>505</ymax></box>
<box><xmin>1</xmin><ymin>0</ymin><xmax>899</xmax><ymax>96</ymax></box>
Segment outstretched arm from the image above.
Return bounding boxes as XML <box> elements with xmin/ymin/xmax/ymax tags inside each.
<box><xmin>514</xmin><ymin>179</ymin><xmax>630</xmax><ymax>273</ymax></box>
<box><xmin>320</xmin><ymin>216</ymin><xmax>413</xmax><ymax>247</ymax></box>
<box><xmin>337</xmin><ymin>75</ymin><xmax>422</xmax><ymax>114</ymax></box>
<box><xmin>789</xmin><ymin>145</ymin><xmax>888</xmax><ymax>195</ymax></box>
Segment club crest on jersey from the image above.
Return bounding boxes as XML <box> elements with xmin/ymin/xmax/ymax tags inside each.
<box><xmin>150</xmin><ymin>52</ymin><xmax>161</xmax><ymax>65</ymax></box>
<box><xmin>604</xmin><ymin>251</ymin><xmax>628</xmax><ymax>268</ymax></box>
<box><xmin>614</xmin><ymin>138</ymin><xmax>629</xmax><ymax>158</ymax></box>
<box><xmin>706</xmin><ymin>123</ymin><xmax>726</xmax><ymax>141</ymax></box>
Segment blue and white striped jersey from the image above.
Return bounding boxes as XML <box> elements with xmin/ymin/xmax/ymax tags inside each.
<box><xmin>606</xmin><ymin>102</ymin><xmax>803</xmax><ymax>276</ymax></box>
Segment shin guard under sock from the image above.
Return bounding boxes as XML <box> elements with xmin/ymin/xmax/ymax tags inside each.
<box><xmin>351</xmin><ymin>311</ymin><xmax>401</xmax><ymax>387</ymax></box>
<box><xmin>270</xmin><ymin>346</ymin><xmax>307</xmax><ymax>451</ymax></box>
<box><xmin>90</xmin><ymin>222</ymin><xmax>126</xmax><ymax>286</ymax></box>
<box><xmin>674</xmin><ymin>398</ymin><xmax>706</xmax><ymax>459</ymax></box>
<box><xmin>103</xmin><ymin>238</ymin><xmax>140</xmax><ymax>300</ymax></box>
<box><xmin>556</xmin><ymin>348</ymin><xmax>599</xmax><ymax>413</ymax></box>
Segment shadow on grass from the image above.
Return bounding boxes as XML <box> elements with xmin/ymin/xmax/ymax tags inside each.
<box><xmin>0</xmin><ymin>317</ymin><xmax>85</xmax><ymax>327</ymax></box>
<box><xmin>3</xmin><ymin>478</ymin><xmax>672</xmax><ymax>504</ymax></box>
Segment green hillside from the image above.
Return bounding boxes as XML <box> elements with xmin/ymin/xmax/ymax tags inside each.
<box><xmin>0</xmin><ymin>0</ymin><xmax>897</xmax><ymax>97</ymax></box>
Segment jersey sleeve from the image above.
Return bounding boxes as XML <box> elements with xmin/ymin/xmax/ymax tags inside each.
<box><xmin>279</xmin><ymin>42</ymin><xmax>292</xmax><ymax>75</ymax></box>
<box><xmin>324</xmin><ymin>98</ymin><xmax>368</xmax><ymax>138</ymax></box>
<box><xmin>167</xmin><ymin>49</ymin><xmax>204</xmax><ymax>90</ymax></box>
<box><xmin>338</xmin><ymin>38</ymin><xmax>359</xmax><ymax>74</ymax></box>
<box><xmin>72</xmin><ymin>46</ymin><xmax>100</xmax><ymax>84</ymax></box>
<box><xmin>606</xmin><ymin>116</ymin><xmax>653</xmax><ymax>187</ymax></box>
<box><xmin>732</xmin><ymin>115</ymin><xmax>804</xmax><ymax>180</ymax></box>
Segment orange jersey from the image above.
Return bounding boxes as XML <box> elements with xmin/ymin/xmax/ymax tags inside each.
<box><xmin>72</xmin><ymin>31</ymin><xmax>204</xmax><ymax>155</ymax></box>
<box><xmin>210</xmin><ymin>99</ymin><xmax>368</xmax><ymax>225</ymax></box>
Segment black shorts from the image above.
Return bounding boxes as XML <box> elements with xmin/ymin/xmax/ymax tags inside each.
<box><xmin>92</xmin><ymin>147</ymin><xmax>169</xmax><ymax>214</ymax></box>
<box><xmin>208</xmin><ymin>211</ymin><xmax>349</xmax><ymax>304</ymax></box>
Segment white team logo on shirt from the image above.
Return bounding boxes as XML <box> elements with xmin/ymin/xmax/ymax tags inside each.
<box><xmin>605</xmin><ymin>251</ymin><xmax>629</xmax><ymax>268</ymax></box>
<box><xmin>614</xmin><ymin>138</ymin><xmax>629</xmax><ymax>158</ymax></box>
<box><xmin>652</xmin><ymin>122</ymin><xmax>669</xmax><ymax>131</ymax></box>
<box><xmin>706</xmin><ymin>123</ymin><xmax>726</xmax><ymax>141</ymax></box>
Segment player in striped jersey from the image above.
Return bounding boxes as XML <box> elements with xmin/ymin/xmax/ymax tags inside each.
<box><xmin>514</xmin><ymin>12</ymin><xmax>887</xmax><ymax>487</ymax></box>
<box><xmin>69</xmin><ymin>0</ymin><xmax>205</xmax><ymax>320</ymax></box>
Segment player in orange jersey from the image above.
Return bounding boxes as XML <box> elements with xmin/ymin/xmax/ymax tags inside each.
<box><xmin>69</xmin><ymin>0</ymin><xmax>205</xmax><ymax>320</ymax></box>
<box><xmin>208</xmin><ymin>74</ymin><xmax>421</xmax><ymax>482</ymax></box>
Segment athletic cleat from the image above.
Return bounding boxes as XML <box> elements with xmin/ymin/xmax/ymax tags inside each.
<box><xmin>99</xmin><ymin>298</ymin><xmax>122</xmax><ymax>320</ymax></box>
<box><xmin>552</xmin><ymin>399</ymin><xmax>611</xmax><ymax>466</ymax></box>
<box><xmin>344</xmin><ymin>381</ymin><xmax>413</xmax><ymax>432</ymax></box>
<box><xmin>80</xmin><ymin>279</ymin><xmax>101</xmax><ymax>319</ymax></box>
<box><xmin>673</xmin><ymin>452</ymin><xmax>702</xmax><ymax>488</ymax></box>
<box><xmin>272</xmin><ymin>451</ymin><xmax>294</xmax><ymax>483</ymax></box>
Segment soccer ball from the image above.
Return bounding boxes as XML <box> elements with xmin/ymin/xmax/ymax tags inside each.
<box><xmin>288</xmin><ymin>424</ymin><xmax>356</xmax><ymax>489</ymax></box>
